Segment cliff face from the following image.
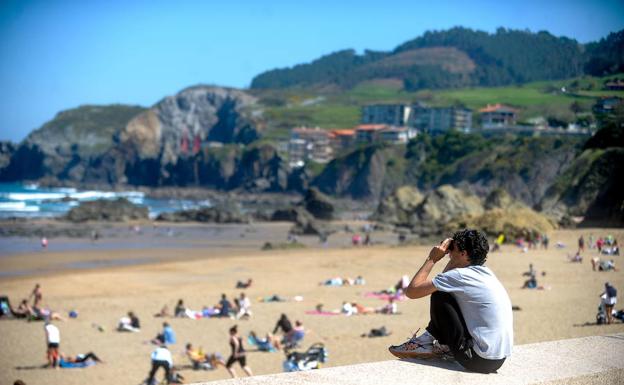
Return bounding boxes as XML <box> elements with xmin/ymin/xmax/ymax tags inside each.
<box><xmin>116</xmin><ymin>86</ymin><xmax>261</xmax><ymax>186</ymax></box>
<box><xmin>0</xmin><ymin>86</ymin><xmax>267</xmax><ymax>189</ymax></box>
<box><xmin>0</xmin><ymin>105</ymin><xmax>146</xmax><ymax>183</ymax></box>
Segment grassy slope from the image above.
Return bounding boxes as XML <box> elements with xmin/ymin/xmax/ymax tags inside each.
<box><xmin>255</xmin><ymin>74</ymin><xmax>624</xmax><ymax>138</ymax></box>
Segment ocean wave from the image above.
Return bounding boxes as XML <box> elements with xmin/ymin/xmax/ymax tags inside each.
<box><xmin>3</xmin><ymin>190</ymin><xmax>145</xmax><ymax>202</ymax></box>
<box><xmin>3</xmin><ymin>192</ymin><xmax>67</xmax><ymax>201</ymax></box>
<box><xmin>0</xmin><ymin>201</ymin><xmax>39</xmax><ymax>211</ymax></box>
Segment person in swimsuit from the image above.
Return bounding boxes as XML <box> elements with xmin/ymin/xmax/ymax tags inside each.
<box><xmin>225</xmin><ymin>325</ymin><xmax>252</xmax><ymax>378</ymax></box>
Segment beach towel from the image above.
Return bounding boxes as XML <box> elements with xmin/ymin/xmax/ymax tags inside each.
<box><xmin>363</xmin><ymin>292</ymin><xmax>406</xmax><ymax>301</ymax></box>
<box><xmin>304</xmin><ymin>310</ymin><xmax>341</xmax><ymax>316</ymax></box>
<box><xmin>59</xmin><ymin>359</ymin><xmax>96</xmax><ymax>368</ymax></box>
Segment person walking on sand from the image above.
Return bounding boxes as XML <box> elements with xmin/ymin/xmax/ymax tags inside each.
<box><xmin>389</xmin><ymin>229</ymin><xmax>513</xmax><ymax>374</ymax></box>
<box><xmin>602</xmin><ymin>282</ymin><xmax>617</xmax><ymax>324</ymax></box>
<box><xmin>45</xmin><ymin>321</ymin><xmax>61</xmax><ymax>369</ymax></box>
<box><xmin>578</xmin><ymin>235</ymin><xmax>585</xmax><ymax>253</ymax></box>
<box><xmin>225</xmin><ymin>325</ymin><xmax>252</xmax><ymax>378</ymax></box>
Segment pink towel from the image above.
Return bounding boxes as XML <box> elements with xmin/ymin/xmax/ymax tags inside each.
<box><xmin>363</xmin><ymin>292</ymin><xmax>406</xmax><ymax>301</ymax></box>
<box><xmin>304</xmin><ymin>310</ymin><xmax>341</xmax><ymax>316</ymax></box>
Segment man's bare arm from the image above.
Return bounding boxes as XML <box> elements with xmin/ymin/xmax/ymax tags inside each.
<box><xmin>405</xmin><ymin>238</ymin><xmax>452</xmax><ymax>299</ymax></box>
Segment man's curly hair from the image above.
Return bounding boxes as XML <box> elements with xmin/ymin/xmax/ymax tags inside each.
<box><xmin>452</xmin><ymin>229</ymin><xmax>489</xmax><ymax>265</ymax></box>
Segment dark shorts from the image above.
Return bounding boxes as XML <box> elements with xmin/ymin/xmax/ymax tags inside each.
<box><xmin>226</xmin><ymin>355</ymin><xmax>246</xmax><ymax>368</ymax></box>
<box><xmin>48</xmin><ymin>342</ymin><xmax>59</xmax><ymax>349</ymax></box>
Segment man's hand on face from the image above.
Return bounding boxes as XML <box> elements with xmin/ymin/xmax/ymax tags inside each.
<box><xmin>428</xmin><ymin>238</ymin><xmax>453</xmax><ymax>263</ymax></box>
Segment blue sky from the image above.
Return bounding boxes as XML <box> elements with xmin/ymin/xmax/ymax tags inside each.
<box><xmin>1</xmin><ymin>0</ymin><xmax>623</xmax><ymax>142</ymax></box>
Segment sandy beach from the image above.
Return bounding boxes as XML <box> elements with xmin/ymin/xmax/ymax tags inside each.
<box><xmin>1</xmin><ymin>227</ymin><xmax>623</xmax><ymax>385</ymax></box>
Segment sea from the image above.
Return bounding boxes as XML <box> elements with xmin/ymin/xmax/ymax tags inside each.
<box><xmin>0</xmin><ymin>182</ymin><xmax>211</xmax><ymax>219</ymax></box>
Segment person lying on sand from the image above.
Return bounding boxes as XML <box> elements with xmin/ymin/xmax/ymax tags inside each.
<box><xmin>389</xmin><ymin>229</ymin><xmax>512</xmax><ymax>374</ymax></box>
<box><xmin>59</xmin><ymin>351</ymin><xmax>104</xmax><ymax>367</ymax></box>
<box><xmin>236</xmin><ymin>279</ymin><xmax>253</xmax><ymax>289</ymax></box>
<box><xmin>248</xmin><ymin>331</ymin><xmax>281</xmax><ymax>351</ymax></box>
<box><xmin>376</xmin><ymin>298</ymin><xmax>398</xmax><ymax>314</ymax></box>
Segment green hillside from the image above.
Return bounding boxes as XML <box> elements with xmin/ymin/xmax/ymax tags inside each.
<box><xmin>254</xmin><ymin>74</ymin><xmax>624</xmax><ymax>139</ymax></box>
<box><xmin>251</xmin><ymin>27</ymin><xmax>624</xmax><ymax>91</ymax></box>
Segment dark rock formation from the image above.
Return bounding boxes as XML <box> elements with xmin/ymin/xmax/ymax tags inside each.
<box><xmin>0</xmin><ymin>141</ymin><xmax>16</xmax><ymax>171</ymax></box>
<box><xmin>156</xmin><ymin>205</ymin><xmax>249</xmax><ymax>223</ymax></box>
<box><xmin>1</xmin><ymin>105</ymin><xmax>146</xmax><ymax>183</ymax></box>
<box><xmin>119</xmin><ymin>86</ymin><xmax>261</xmax><ymax>186</ymax></box>
<box><xmin>65</xmin><ymin>198</ymin><xmax>149</xmax><ymax>222</ymax></box>
<box><xmin>302</xmin><ymin>187</ymin><xmax>335</xmax><ymax>220</ymax></box>
<box><xmin>541</xmin><ymin>148</ymin><xmax>624</xmax><ymax>227</ymax></box>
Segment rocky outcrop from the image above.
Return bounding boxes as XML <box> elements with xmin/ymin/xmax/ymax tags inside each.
<box><xmin>450</xmin><ymin>207</ymin><xmax>556</xmax><ymax>239</ymax></box>
<box><xmin>372</xmin><ymin>185</ymin><xmax>424</xmax><ymax>225</ymax></box>
<box><xmin>156</xmin><ymin>205</ymin><xmax>249</xmax><ymax>223</ymax></box>
<box><xmin>119</xmin><ymin>86</ymin><xmax>260</xmax><ymax>185</ymax></box>
<box><xmin>442</xmin><ymin>187</ymin><xmax>558</xmax><ymax>239</ymax></box>
<box><xmin>0</xmin><ymin>105</ymin><xmax>146</xmax><ymax>184</ymax></box>
<box><xmin>373</xmin><ymin>184</ymin><xmax>484</xmax><ymax>236</ymax></box>
<box><xmin>65</xmin><ymin>198</ymin><xmax>149</xmax><ymax>222</ymax></box>
<box><xmin>312</xmin><ymin>144</ymin><xmax>405</xmax><ymax>202</ymax></box>
<box><xmin>302</xmin><ymin>187</ymin><xmax>335</xmax><ymax>220</ymax></box>
<box><xmin>411</xmin><ymin>185</ymin><xmax>484</xmax><ymax>235</ymax></box>
<box><xmin>540</xmin><ymin>148</ymin><xmax>624</xmax><ymax>226</ymax></box>
<box><xmin>0</xmin><ymin>141</ymin><xmax>16</xmax><ymax>170</ymax></box>
<box><xmin>375</xmin><ymin>184</ymin><xmax>556</xmax><ymax>238</ymax></box>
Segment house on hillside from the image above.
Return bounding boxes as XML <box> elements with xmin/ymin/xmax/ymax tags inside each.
<box><xmin>479</xmin><ymin>104</ymin><xmax>518</xmax><ymax>128</ymax></box>
<box><xmin>288</xmin><ymin>126</ymin><xmax>332</xmax><ymax>167</ymax></box>
<box><xmin>362</xmin><ymin>104</ymin><xmax>412</xmax><ymax>126</ymax></box>
<box><xmin>593</xmin><ymin>96</ymin><xmax>623</xmax><ymax>115</ymax></box>
<box><xmin>329</xmin><ymin>129</ymin><xmax>355</xmax><ymax>154</ymax></box>
<box><xmin>377</xmin><ymin>126</ymin><xmax>417</xmax><ymax>144</ymax></box>
<box><xmin>355</xmin><ymin>124</ymin><xmax>388</xmax><ymax>144</ymax></box>
<box><xmin>363</xmin><ymin>103</ymin><xmax>472</xmax><ymax>133</ymax></box>
<box><xmin>604</xmin><ymin>79</ymin><xmax>624</xmax><ymax>91</ymax></box>
<box><xmin>411</xmin><ymin>106</ymin><xmax>472</xmax><ymax>133</ymax></box>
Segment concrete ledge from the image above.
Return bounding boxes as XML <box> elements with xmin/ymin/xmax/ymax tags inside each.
<box><xmin>194</xmin><ymin>334</ymin><xmax>624</xmax><ymax>385</ymax></box>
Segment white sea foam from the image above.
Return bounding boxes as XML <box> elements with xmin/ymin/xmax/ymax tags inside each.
<box><xmin>4</xmin><ymin>192</ymin><xmax>67</xmax><ymax>201</ymax></box>
<box><xmin>0</xmin><ymin>202</ymin><xmax>39</xmax><ymax>211</ymax></box>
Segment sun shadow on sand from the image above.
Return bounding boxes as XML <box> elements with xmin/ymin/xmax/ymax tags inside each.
<box><xmin>573</xmin><ymin>322</ymin><xmax>600</xmax><ymax>327</ymax></box>
<box><xmin>399</xmin><ymin>357</ymin><xmax>465</xmax><ymax>372</ymax></box>
<box><xmin>15</xmin><ymin>364</ymin><xmax>48</xmax><ymax>370</ymax></box>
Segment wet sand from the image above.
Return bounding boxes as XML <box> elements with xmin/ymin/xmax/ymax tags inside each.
<box><xmin>0</xmin><ymin>227</ymin><xmax>622</xmax><ymax>385</ymax></box>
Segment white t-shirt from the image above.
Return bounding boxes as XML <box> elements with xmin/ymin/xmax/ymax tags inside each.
<box><xmin>432</xmin><ymin>265</ymin><xmax>513</xmax><ymax>360</ymax></box>
<box><xmin>45</xmin><ymin>324</ymin><xmax>60</xmax><ymax>344</ymax></box>
<box><xmin>151</xmin><ymin>347</ymin><xmax>173</xmax><ymax>366</ymax></box>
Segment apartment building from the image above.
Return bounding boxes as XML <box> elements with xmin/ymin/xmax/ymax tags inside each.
<box><xmin>362</xmin><ymin>104</ymin><xmax>412</xmax><ymax>126</ymax></box>
<box><xmin>288</xmin><ymin>126</ymin><xmax>332</xmax><ymax>167</ymax></box>
<box><xmin>479</xmin><ymin>104</ymin><xmax>518</xmax><ymax>128</ymax></box>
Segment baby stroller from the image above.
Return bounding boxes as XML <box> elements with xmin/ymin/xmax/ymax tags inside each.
<box><xmin>282</xmin><ymin>343</ymin><xmax>328</xmax><ymax>372</ymax></box>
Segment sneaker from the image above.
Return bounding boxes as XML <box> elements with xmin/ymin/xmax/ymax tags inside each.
<box><xmin>388</xmin><ymin>330</ymin><xmax>442</xmax><ymax>359</ymax></box>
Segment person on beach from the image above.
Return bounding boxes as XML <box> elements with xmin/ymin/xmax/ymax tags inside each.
<box><xmin>59</xmin><ymin>351</ymin><xmax>104</xmax><ymax>367</ymax></box>
<box><xmin>147</xmin><ymin>344</ymin><xmax>172</xmax><ymax>385</ymax></box>
<box><xmin>45</xmin><ymin>321</ymin><xmax>61</xmax><ymax>369</ymax></box>
<box><xmin>578</xmin><ymin>235</ymin><xmax>585</xmax><ymax>253</ymax></box>
<box><xmin>236</xmin><ymin>293</ymin><xmax>252</xmax><ymax>320</ymax></box>
<box><xmin>273</xmin><ymin>313</ymin><xmax>293</xmax><ymax>336</ymax></box>
<box><xmin>283</xmin><ymin>320</ymin><xmax>305</xmax><ymax>348</ymax></box>
<box><xmin>602</xmin><ymin>283</ymin><xmax>618</xmax><ymax>324</ymax></box>
<box><xmin>151</xmin><ymin>322</ymin><xmax>176</xmax><ymax>345</ymax></box>
<box><xmin>185</xmin><ymin>342</ymin><xmax>226</xmax><ymax>370</ymax></box>
<box><xmin>29</xmin><ymin>284</ymin><xmax>42</xmax><ymax>308</ymax></box>
<box><xmin>218</xmin><ymin>294</ymin><xmax>233</xmax><ymax>318</ymax></box>
<box><xmin>225</xmin><ymin>325</ymin><xmax>253</xmax><ymax>378</ymax></box>
<box><xmin>174</xmin><ymin>299</ymin><xmax>186</xmax><ymax>318</ymax></box>
<box><xmin>118</xmin><ymin>311</ymin><xmax>140</xmax><ymax>332</ymax></box>
<box><xmin>388</xmin><ymin>229</ymin><xmax>513</xmax><ymax>374</ymax></box>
